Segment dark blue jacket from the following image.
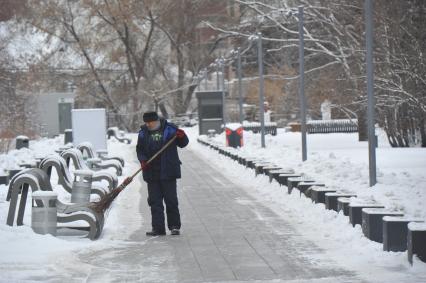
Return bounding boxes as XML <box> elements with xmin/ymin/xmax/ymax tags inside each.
<box><xmin>136</xmin><ymin>119</ymin><xmax>189</xmax><ymax>181</ymax></box>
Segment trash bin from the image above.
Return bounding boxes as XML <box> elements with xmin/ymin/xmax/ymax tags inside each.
<box><xmin>107</xmin><ymin>127</ymin><xmax>117</xmax><ymax>139</ymax></box>
<box><xmin>207</xmin><ymin>129</ymin><xmax>216</xmax><ymax>138</ymax></box>
<box><xmin>31</xmin><ymin>190</ymin><xmax>58</xmax><ymax>236</ymax></box>
<box><xmin>8</xmin><ymin>168</ymin><xmax>22</xmax><ymax>180</ymax></box>
<box><xmin>0</xmin><ymin>173</ymin><xmax>8</xmax><ymax>185</ymax></box>
<box><xmin>16</xmin><ymin>135</ymin><xmax>29</xmax><ymax>150</ymax></box>
<box><xmin>225</xmin><ymin>124</ymin><xmax>243</xmax><ymax>148</ymax></box>
<box><xmin>64</xmin><ymin>129</ymin><xmax>73</xmax><ymax>144</ymax></box>
<box><xmin>71</xmin><ymin>170</ymin><xmax>93</xmax><ymax>203</ymax></box>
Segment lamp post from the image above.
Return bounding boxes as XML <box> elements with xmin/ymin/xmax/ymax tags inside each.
<box><xmin>297</xmin><ymin>6</ymin><xmax>307</xmax><ymax>161</ymax></box>
<box><xmin>237</xmin><ymin>48</ymin><xmax>243</xmax><ymax>124</ymax></box>
<box><xmin>219</xmin><ymin>57</ymin><xmax>226</xmax><ymax>127</ymax></box>
<box><xmin>257</xmin><ymin>32</ymin><xmax>266</xmax><ymax>148</ymax></box>
<box><xmin>365</xmin><ymin>0</ymin><xmax>377</xmax><ymax>186</ymax></box>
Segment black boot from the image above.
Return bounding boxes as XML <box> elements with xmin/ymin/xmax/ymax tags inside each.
<box><xmin>170</xmin><ymin>228</ymin><xmax>180</xmax><ymax>236</ymax></box>
<box><xmin>146</xmin><ymin>230</ymin><xmax>166</xmax><ymax>236</ymax></box>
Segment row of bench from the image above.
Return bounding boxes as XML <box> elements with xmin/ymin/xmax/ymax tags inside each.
<box><xmin>3</xmin><ymin>142</ymin><xmax>125</xmax><ymax>240</ymax></box>
<box><xmin>197</xmin><ymin>137</ymin><xmax>426</xmax><ymax>265</ymax></box>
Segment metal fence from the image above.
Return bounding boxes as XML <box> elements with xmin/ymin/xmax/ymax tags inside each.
<box><xmin>307</xmin><ymin>119</ymin><xmax>358</xmax><ymax>134</ymax></box>
<box><xmin>243</xmin><ymin>122</ymin><xmax>277</xmax><ymax>136</ymax></box>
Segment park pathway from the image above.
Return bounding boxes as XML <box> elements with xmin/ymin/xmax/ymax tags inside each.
<box><xmin>76</xmin><ymin>147</ymin><xmax>365</xmax><ymax>283</ymax></box>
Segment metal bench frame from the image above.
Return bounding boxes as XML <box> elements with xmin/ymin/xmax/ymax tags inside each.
<box><xmin>6</xmin><ymin>168</ymin><xmax>104</xmax><ymax>240</ymax></box>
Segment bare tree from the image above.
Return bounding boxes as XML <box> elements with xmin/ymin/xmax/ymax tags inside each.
<box><xmin>206</xmin><ymin>0</ymin><xmax>425</xmax><ymax>146</ymax></box>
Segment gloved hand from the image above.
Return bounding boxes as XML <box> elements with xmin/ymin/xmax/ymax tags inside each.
<box><xmin>176</xmin><ymin>129</ymin><xmax>186</xmax><ymax>139</ymax></box>
<box><xmin>141</xmin><ymin>160</ymin><xmax>150</xmax><ymax>171</ymax></box>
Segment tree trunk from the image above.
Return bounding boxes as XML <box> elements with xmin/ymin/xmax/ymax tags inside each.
<box><xmin>357</xmin><ymin>107</ymin><xmax>368</xmax><ymax>141</ymax></box>
<box><xmin>420</xmin><ymin>118</ymin><xmax>426</xmax><ymax>147</ymax></box>
<box><xmin>159</xmin><ymin>102</ymin><xmax>169</xmax><ymax>119</ymax></box>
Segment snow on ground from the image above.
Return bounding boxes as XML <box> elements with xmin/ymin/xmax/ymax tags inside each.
<box><xmin>0</xmin><ymin>127</ymin><xmax>425</xmax><ymax>282</ymax></box>
<box><xmin>186</xmin><ymin>126</ymin><xmax>426</xmax><ymax>282</ymax></box>
<box><xmin>0</xmin><ymin>135</ymin><xmax>142</xmax><ymax>281</ymax></box>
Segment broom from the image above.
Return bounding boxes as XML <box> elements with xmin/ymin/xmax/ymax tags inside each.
<box><xmin>90</xmin><ymin>135</ymin><xmax>177</xmax><ymax>213</ymax></box>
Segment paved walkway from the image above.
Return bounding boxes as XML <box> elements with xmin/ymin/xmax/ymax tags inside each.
<box><xmin>77</xmin><ymin>149</ymin><xmax>364</xmax><ymax>282</ymax></box>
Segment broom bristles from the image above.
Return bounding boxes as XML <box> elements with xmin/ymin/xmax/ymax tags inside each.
<box><xmin>90</xmin><ymin>187</ymin><xmax>123</xmax><ymax>213</ymax></box>
<box><xmin>90</xmin><ymin>180</ymin><xmax>130</xmax><ymax>213</ymax></box>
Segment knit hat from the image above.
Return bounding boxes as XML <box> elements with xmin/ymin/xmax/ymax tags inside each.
<box><xmin>143</xmin><ymin>111</ymin><xmax>159</xmax><ymax>122</ymax></box>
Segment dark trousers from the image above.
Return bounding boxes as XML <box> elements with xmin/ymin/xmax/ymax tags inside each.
<box><xmin>147</xmin><ymin>179</ymin><xmax>181</xmax><ymax>232</ymax></box>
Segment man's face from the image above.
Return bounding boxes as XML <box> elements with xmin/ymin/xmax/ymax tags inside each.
<box><xmin>146</xmin><ymin>120</ymin><xmax>159</xmax><ymax>130</ymax></box>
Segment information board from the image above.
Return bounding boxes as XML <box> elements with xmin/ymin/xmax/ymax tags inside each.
<box><xmin>71</xmin><ymin>108</ymin><xmax>107</xmax><ymax>151</ymax></box>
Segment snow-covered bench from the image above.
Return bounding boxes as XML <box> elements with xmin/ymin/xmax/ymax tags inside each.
<box><xmin>39</xmin><ymin>155</ymin><xmax>111</xmax><ymax>197</ymax></box>
<box><xmin>310</xmin><ymin>187</ymin><xmax>337</xmax><ymax>204</ymax></box>
<box><xmin>298</xmin><ymin>182</ymin><xmax>325</xmax><ymax>197</ymax></box>
<box><xmin>287</xmin><ymin>177</ymin><xmax>315</xmax><ymax>194</ymax></box>
<box><xmin>337</xmin><ymin>197</ymin><xmax>351</xmax><ymax>215</ymax></box>
<box><xmin>61</xmin><ymin>148</ymin><xmax>122</xmax><ymax>176</ymax></box>
<box><xmin>348</xmin><ymin>202</ymin><xmax>385</xmax><ymax>227</ymax></box>
<box><xmin>0</xmin><ymin>173</ymin><xmax>8</xmax><ymax>185</ymax></box>
<box><xmin>254</xmin><ymin>162</ymin><xmax>276</xmax><ymax>176</ymax></box>
<box><xmin>324</xmin><ymin>192</ymin><xmax>357</xmax><ymax>211</ymax></box>
<box><xmin>277</xmin><ymin>173</ymin><xmax>301</xmax><ymax>187</ymax></box>
<box><xmin>107</xmin><ymin>127</ymin><xmax>131</xmax><ymax>144</ymax></box>
<box><xmin>383</xmin><ymin>216</ymin><xmax>424</xmax><ymax>252</ymax></box>
<box><xmin>268</xmin><ymin>168</ymin><xmax>294</xmax><ymax>183</ymax></box>
<box><xmin>261</xmin><ymin>166</ymin><xmax>283</xmax><ymax>177</ymax></box>
<box><xmin>6</xmin><ymin>168</ymin><xmax>104</xmax><ymax>240</ymax></box>
<box><xmin>361</xmin><ymin>208</ymin><xmax>404</xmax><ymax>243</ymax></box>
<box><xmin>407</xmin><ymin>222</ymin><xmax>426</xmax><ymax>264</ymax></box>
<box><xmin>77</xmin><ymin>142</ymin><xmax>125</xmax><ymax>167</ymax></box>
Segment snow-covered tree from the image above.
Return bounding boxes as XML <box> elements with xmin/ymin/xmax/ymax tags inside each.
<box><xmin>205</xmin><ymin>0</ymin><xmax>425</xmax><ymax>146</ymax></box>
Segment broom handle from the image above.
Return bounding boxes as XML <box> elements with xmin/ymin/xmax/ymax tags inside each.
<box><xmin>129</xmin><ymin>135</ymin><xmax>178</xmax><ymax>179</ymax></box>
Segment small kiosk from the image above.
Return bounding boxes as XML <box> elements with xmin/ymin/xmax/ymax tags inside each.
<box><xmin>196</xmin><ymin>91</ymin><xmax>225</xmax><ymax>135</ymax></box>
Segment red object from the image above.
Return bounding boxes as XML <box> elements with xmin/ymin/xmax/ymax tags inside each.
<box><xmin>236</xmin><ymin>127</ymin><xmax>243</xmax><ymax>136</ymax></box>
<box><xmin>141</xmin><ymin>161</ymin><xmax>150</xmax><ymax>171</ymax></box>
<box><xmin>176</xmin><ymin>129</ymin><xmax>186</xmax><ymax>139</ymax></box>
<box><xmin>236</xmin><ymin>127</ymin><xmax>244</xmax><ymax>146</ymax></box>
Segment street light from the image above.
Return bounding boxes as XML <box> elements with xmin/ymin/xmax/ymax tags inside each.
<box><xmin>257</xmin><ymin>33</ymin><xmax>266</xmax><ymax>148</ymax></box>
<box><xmin>281</xmin><ymin>6</ymin><xmax>307</xmax><ymax>160</ymax></box>
<box><xmin>219</xmin><ymin>57</ymin><xmax>226</xmax><ymax>127</ymax></box>
<box><xmin>365</xmin><ymin>0</ymin><xmax>377</xmax><ymax>186</ymax></box>
<box><xmin>248</xmin><ymin>33</ymin><xmax>266</xmax><ymax>148</ymax></box>
<box><xmin>297</xmin><ymin>6</ymin><xmax>307</xmax><ymax>161</ymax></box>
<box><xmin>231</xmin><ymin>48</ymin><xmax>244</xmax><ymax>125</ymax></box>
<box><xmin>236</xmin><ymin>48</ymin><xmax>243</xmax><ymax>124</ymax></box>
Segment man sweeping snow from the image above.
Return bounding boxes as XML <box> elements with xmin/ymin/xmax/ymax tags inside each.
<box><xmin>136</xmin><ymin>111</ymin><xmax>189</xmax><ymax>236</ymax></box>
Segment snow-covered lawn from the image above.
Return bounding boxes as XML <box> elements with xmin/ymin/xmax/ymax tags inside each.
<box><xmin>192</xmin><ymin>128</ymin><xmax>426</xmax><ymax>219</ymax></box>
<box><xmin>187</xmin><ymin>127</ymin><xmax>426</xmax><ymax>282</ymax></box>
